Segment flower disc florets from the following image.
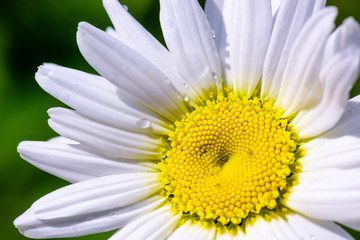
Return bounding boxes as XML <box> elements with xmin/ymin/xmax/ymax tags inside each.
<box><xmin>159</xmin><ymin>91</ymin><xmax>301</xmax><ymax>230</ymax></box>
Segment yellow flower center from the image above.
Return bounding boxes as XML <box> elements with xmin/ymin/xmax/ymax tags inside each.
<box><xmin>159</xmin><ymin>92</ymin><xmax>300</xmax><ymax>229</ymax></box>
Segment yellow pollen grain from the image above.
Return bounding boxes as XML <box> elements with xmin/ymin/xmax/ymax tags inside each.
<box><xmin>160</xmin><ymin>92</ymin><xmax>298</xmax><ymax>226</ymax></box>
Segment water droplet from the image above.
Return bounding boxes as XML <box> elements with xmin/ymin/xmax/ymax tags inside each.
<box><xmin>38</xmin><ymin>65</ymin><xmax>52</xmax><ymax>77</ymax></box>
<box><xmin>310</xmin><ymin>235</ymin><xmax>316</xmax><ymax>240</ymax></box>
<box><xmin>183</xmin><ymin>95</ymin><xmax>189</xmax><ymax>102</ymax></box>
<box><xmin>108</xmin><ymin>212</ymin><xmax>117</xmax><ymax>218</ymax></box>
<box><xmin>183</xmin><ymin>83</ymin><xmax>189</xmax><ymax>89</ymax></box>
<box><xmin>136</xmin><ymin>118</ymin><xmax>151</xmax><ymax>128</ymax></box>
<box><xmin>163</xmin><ymin>76</ymin><xmax>171</xmax><ymax>84</ymax></box>
<box><xmin>207</xmin><ymin>29</ymin><xmax>216</xmax><ymax>39</ymax></box>
<box><xmin>123</xmin><ymin>5</ymin><xmax>128</xmax><ymax>11</ymax></box>
<box><xmin>211</xmin><ymin>71</ymin><xmax>218</xmax><ymax>79</ymax></box>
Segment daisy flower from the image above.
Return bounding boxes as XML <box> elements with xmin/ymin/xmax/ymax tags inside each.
<box><xmin>15</xmin><ymin>0</ymin><xmax>360</xmax><ymax>239</ymax></box>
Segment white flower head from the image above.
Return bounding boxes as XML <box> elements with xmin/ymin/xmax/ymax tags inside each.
<box><xmin>15</xmin><ymin>0</ymin><xmax>360</xmax><ymax>239</ymax></box>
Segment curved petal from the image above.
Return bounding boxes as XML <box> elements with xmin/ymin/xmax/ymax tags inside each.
<box><xmin>292</xmin><ymin>48</ymin><xmax>360</xmax><ymax>138</ymax></box>
<box><xmin>275</xmin><ymin>7</ymin><xmax>337</xmax><ymax>116</ymax></box>
<box><xmin>168</xmin><ymin>221</ymin><xmax>216</xmax><ymax>240</ymax></box>
<box><xmin>160</xmin><ymin>0</ymin><xmax>222</xmax><ymax>99</ymax></box>
<box><xmin>102</xmin><ymin>0</ymin><xmax>199</xmax><ymax>101</ymax></box>
<box><xmin>204</xmin><ymin>0</ymin><xmax>224</xmax><ymax>50</ymax></box>
<box><xmin>18</xmin><ymin>139</ymin><xmax>158</xmax><ymax>183</ymax></box>
<box><xmin>36</xmin><ymin>63</ymin><xmax>170</xmax><ymax>135</ymax></box>
<box><xmin>262</xmin><ymin>0</ymin><xmax>325</xmax><ymax>99</ymax></box>
<box><xmin>286</xmin><ymin>213</ymin><xmax>353</xmax><ymax>239</ymax></box>
<box><xmin>215</xmin><ymin>228</ymin><xmax>245</xmax><ymax>240</ymax></box>
<box><xmin>286</xmin><ymin>169</ymin><xmax>360</xmax><ymax>227</ymax></box>
<box><xmin>77</xmin><ymin>22</ymin><xmax>188</xmax><ymax>122</ymax></box>
<box><xmin>300</xmin><ymin>134</ymin><xmax>360</xmax><ymax>171</ymax></box>
<box><xmin>109</xmin><ymin>205</ymin><xmax>181</xmax><ymax>240</ymax></box>
<box><xmin>220</xmin><ymin>0</ymin><xmax>272</xmax><ymax>95</ymax></box>
<box><xmin>48</xmin><ymin>107</ymin><xmax>164</xmax><ymax>160</ymax></box>
<box><xmin>31</xmin><ymin>173</ymin><xmax>161</xmax><ymax>220</ymax></box>
<box><xmin>271</xmin><ymin>0</ymin><xmax>281</xmax><ymax>15</ymax></box>
<box><xmin>245</xmin><ymin>217</ymin><xmax>298</xmax><ymax>240</ymax></box>
<box><xmin>323</xmin><ymin>17</ymin><xmax>360</xmax><ymax>65</ymax></box>
<box><xmin>14</xmin><ymin>177</ymin><xmax>165</xmax><ymax>238</ymax></box>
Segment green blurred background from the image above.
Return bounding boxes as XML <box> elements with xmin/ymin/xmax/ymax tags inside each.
<box><xmin>0</xmin><ymin>0</ymin><xmax>359</xmax><ymax>239</ymax></box>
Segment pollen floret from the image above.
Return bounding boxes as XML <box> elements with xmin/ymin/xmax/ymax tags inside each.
<box><xmin>160</xmin><ymin>92</ymin><xmax>299</xmax><ymax>228</ymax></box>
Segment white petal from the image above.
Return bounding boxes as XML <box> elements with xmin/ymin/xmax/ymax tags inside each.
<box><xmin>77</xmin><ymin>22</ymin><xmax>188</xmax><ymax>122</ymax></box>
<box><xmin>14</xmin><ymin>187</ymin><xmax>165</xmax><ymax>238</ymax></box>
<box><xmin>160</xmin><ymin>0</ymin><xmax>222</xmax><ymax>99</ymax></box>
<box><xmin>48</xmin><ymin>107</ymin><xmax>164</xmax><ymax>160</ymax></box>
<box><xmin>204</xmin><ymin>0</ymin><xmax>224</xmax><ymax>50</ymax></box>
<box><xmin>300</xmin><ymin>134</ymin><xmax>360</xmax><ymax>171</ymax></box>
<box><xmin>324</xmin><ymin>17</ymin><xmax>360</xmax><ymax>65</ymax></box>
<box><xmin>168</xmin><ymin>221</ymin><xmax>216</xmax><ymax>240</ymax></box>
<box><xmin>245</xmin><ymin>217</ymin><xmax>298</xmax><ymax>240</ymax></box>
<box><xmin>292</xmin><ymin>49</ymin><xmax>360</xmax><ymax>138</ymax></box>
<box><xmin>105</xmin><ymin>26</ymin><xmax>119</xmax><ymax>39</ymax></box>
<box><xmin>31</xmin><ymin>173</ymin><xmax>161</xmax><ymax>220</ymax></box>
<box><xmin>221</xmin><ymin>0</ymin><xmax>272</xmax><ymax>95</ymax></box>
<box><xmin>262</xmin><ymin>0</ymin><xmax>325</xmax><ymax>99</ymax></box>
<box><xmin>292</xmin><ymin>18</ymin><xmax>360</xmax><ymax>138</ymax></box>
<box><xmin>339</xmin><ymin>220</ymin><xmax>360</xmax><ymax>231</ymax></box>
<box><xmin>286</xmin><ymin>213</ymin><xmax>354</xmax><ymax>240</ymax></box>
<box><xmin>271</xmin><ymin>0</ymin><xmax>281</xmax><ymax>15</ymax></box>
<box><xmin>275</xmin><ymin>7</ymin><xmax>337</xmax><ymax>116</ymax></box>
<box><xmin>300</xmin><ymin>96</ymin><xmax>360</xmax><ymax>169</ymax></box>
<box><xmin>215</xmin><ymin>228</ymin><xmax>245</xmax><ymax>240</ymax></box>
<box><xmin>299</xmin><ymin>96</ymin><xmax>360</xmax><ymax>171</ymax></box>
<box><xmin>109</xmin><ymin>205</ymin><xmax>181</xmax><ymax>240</ymax></box>
<box><xmin>36</xmin><ymin>63</ymin><xmax>170</xmax><ymax>135</ymax></box>
<box><xmin>103</xmin><ymin>0</ymin><xmax>199</xmax><ymax>102</ymax></box>
<box><xmin>286</xmin><ymin>169</ymin><xmax>360</xmax><ymax>225</ymax></box>
<box><xmin>18</xmin><ymin>140</ymin><xmax>158</xmax><ymax>183</ymax></box>
<box><xmin>303</xmin><ymin>95</ymin><xmax>360</xmax><ymax>146</ymax></box>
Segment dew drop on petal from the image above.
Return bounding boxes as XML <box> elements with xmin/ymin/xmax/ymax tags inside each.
<box><xmin>108</xmin><ymin>212</ymin><xmax>117</xmax><ymax>218</ymax></box>
<box><xmin>207</xmin><ymin>29</ymin><xmax>216</xmax><ymax>39</ymax></box>
<box><xmin>38</xmin><ymin>65</ymin><xmax>52</xmax><ymax>77</ymax></box>
<box><xmin>183</xmin><ymin>83</ymin><xmax>189</xmax><ymax>89</ymax></box>
<box><xmin>163</xmin><ymin>76</ymin><xmax>171</xmax><ymax>84</ymax></box>
<box><xmin>211</xmin><ymin>71</ymin><xmax>218</xmax><ymax>79</ymax></box>
<box><xmin>183</xmin><ymin>95</ymin><xmax>189</xmax><ymax>102</ymax></box>
<box><xmin>123</xmin><ymin>5</ymin><xmax>128</xmax><ymax>11</ymax></box>
<box><xmin>136</xmin><ymin>118</ymin><xmax>151</xmax><ymax>128</ymax></box>
<box><xmin>310</xmin><ymin>235</ymin><xmax>316</xmax><ymax>240</ymax></box>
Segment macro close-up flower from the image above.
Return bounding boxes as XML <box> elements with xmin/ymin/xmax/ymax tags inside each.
<box><xmin>14</xmin><ymin>0</ymin><xmax>360</xmax><ymax>239</ymax></box>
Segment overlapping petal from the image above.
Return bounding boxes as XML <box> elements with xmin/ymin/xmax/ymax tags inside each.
<box><xmin>77</xmin><ymin>22</ymin><xmax>188</xmax><ymax>122</ymax></box>
<box><xmin>286</xmin><ymin>169</ymin><xmax>360</xmax><ymax>230</ymax></box>
<box><xmin>14</xmin><ymin>174</ymin><xmax>164</xmax><ymax>238</ymax></box>
<box><xmin>208</xmin><ymin>0</ymin><xmax>272</xmax><ymax>94</ymax></box>
<box><xmin>160</xmin><ymin>0</ymin><xmax>222</xmax><ymax>99</ymax></box>
<box><xmin>109</xmin><ymin>205</ymin><xmax>181</xmax><ymax>240</ymax></box>
<box><xmin>292</xmin><ymin>18</ymin><xmax>360</xmax><ymax>138</ymax></box>
<box><xmin>275</xmin><ymin>7</ymin><xmax>337</xmax><ymax>116</ymax></box>
<box><xmin>103</xmin><ymin>0</ymin><xmax>200</xmax><ymax>101</ymax></box>
<box><xmin>36</xmin><ymin>63</ymin><xmax>170</xmax><ymax>135</ymax></box>
<box><xmin>168</xmin><ymin>221</ymin><xmax>216</xmax><ymax>240</ymax></box>
<box><xmin>48</xmin><ymin>107</ymin><xmax>164</xmax><ymax>160</ymax></box>
<box><xmin>262</xmin><ymin>0</ymin><xmax>326</xmax><ymax>100</ymax></box>
<box><xmin>18</xmin><ymin>138</ymin><xmax>158</xmax><ymax>183</ymax></box>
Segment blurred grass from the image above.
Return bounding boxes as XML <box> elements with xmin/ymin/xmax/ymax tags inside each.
<box><xmin>0</xmin><ymin>0</ymin><xmax>359</xmax><ymax>239</ymax></box>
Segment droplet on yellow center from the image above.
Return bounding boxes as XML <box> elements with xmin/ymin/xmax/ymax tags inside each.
<box><xmin>160</xmin><ymin>93</ymin><xmax>297</xmax><ymax>226</ymax></box>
